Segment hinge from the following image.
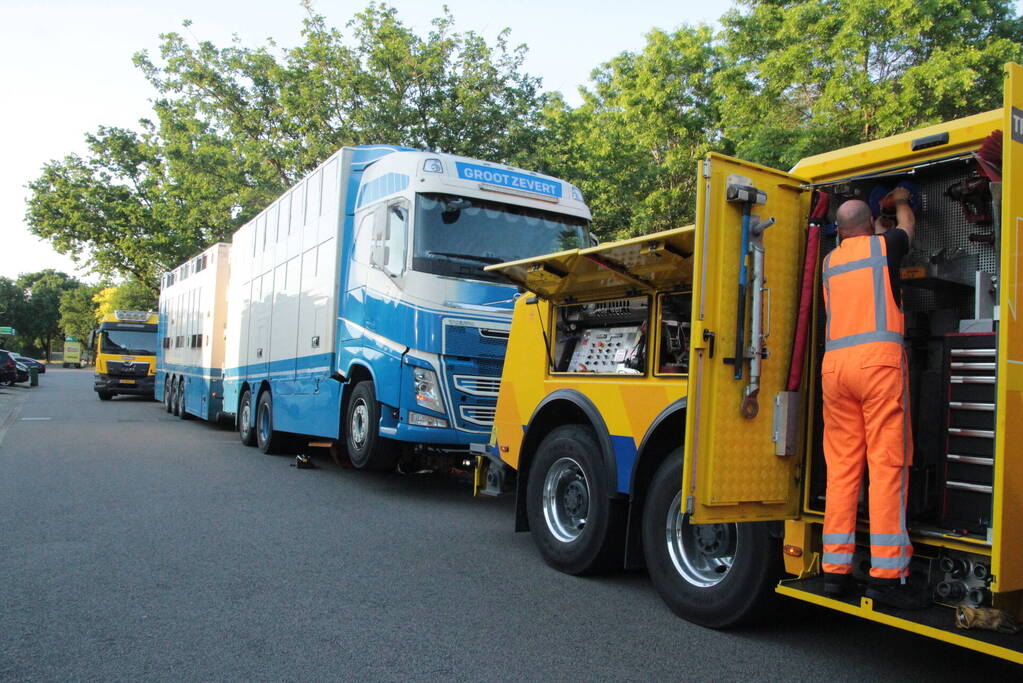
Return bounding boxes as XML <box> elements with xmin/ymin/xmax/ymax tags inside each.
<box><xmin>702</xmin><ymin>159</ymin><xmax>712</xmax><ymax>178</ymax></box>
<box><xmin>685</xmin><ymin>496</ymin><xmax>695</xmax><ymax>514</ymax></box>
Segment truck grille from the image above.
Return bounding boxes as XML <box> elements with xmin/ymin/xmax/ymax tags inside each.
<box><xmin>452</xmin><ymin>375</ymin><xmax>501</xmax><ymax>397</ymax></box>
<box><xmin>459</xmin><ymin>405</ymin><xmax>497</xmax><ymax>426</ymax></box>
<box><xmin>107</xmin><ymin>361</ymin><xmax>150</xmax><ymax>377</ymax></box>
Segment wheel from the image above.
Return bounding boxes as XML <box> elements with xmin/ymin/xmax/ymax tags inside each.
<box><xmin>255</xmin><ymin>390</ymin><xmax>287</xmax><ymax>454</ymax></box>
<box><xmin>97</xmin><ymin>391</ymin><xmax>113</xmax><ymax>401</ymax></box>
<box><xmin>525</xmin><ymin>424</ymin><xmax>625</xmax><ymax>575</ymax></box>
<box><xmin>177</xmin><ymin>379</ymin><xmax>190</xmax><ymax>420</ymax></box>
<box><xmin>163</xmin><ymin>379</ymin><xmax>174</xmax><ymax>413</ymax></box>
<box><xmin>238</xmin><ymin>389</ymin><xmax>257</xmax><ymax>446</ymax></box>
<box><xmin>344</xmin><ymin>381</ymin><xmax>398</xmax><ymax>470</ymax></box>
<box><xmin>642</xmin><ymin>451</ymin><xmax>781</xmax><ymax>628</ymax></box>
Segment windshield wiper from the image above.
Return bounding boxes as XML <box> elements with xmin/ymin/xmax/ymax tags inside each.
<box><xmin>426</xmin><ymin>251</ymin><xmax>503</xmax><ymax>265</ymax></box>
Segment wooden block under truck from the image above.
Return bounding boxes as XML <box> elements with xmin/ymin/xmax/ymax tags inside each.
<box><xmin>478</xmin><ymin>63</ymin><xmax>1023</xmax><ymax>664</ymax></box>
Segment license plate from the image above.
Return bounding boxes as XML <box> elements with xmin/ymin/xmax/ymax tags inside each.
<box><xmin>120</xmin><ymin>379</ymin><xmax>136</xmax><ymax>385</ymax></box>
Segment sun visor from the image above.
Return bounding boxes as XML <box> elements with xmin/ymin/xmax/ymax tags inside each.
<box><xmin>485</xmin><ymin>225</ymin><xmax>695</xmax><ymax>302</ymax></box>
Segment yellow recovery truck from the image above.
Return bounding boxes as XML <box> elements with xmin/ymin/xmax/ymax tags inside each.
<box><xmin>479</xmin><ymin>64</ymin><xmax>1023</xmax><ymax>663</ymax></box>
<box><xmin>91</xmin><ymin>310</ymin><xmax>158</xmax><ymax>400</ymax></box>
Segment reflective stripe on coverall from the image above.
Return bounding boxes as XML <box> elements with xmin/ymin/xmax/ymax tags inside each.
<box><xmin>820</xmin><ymin>234</ymin><xmax>913</xmax><ymax>580</ymax></box>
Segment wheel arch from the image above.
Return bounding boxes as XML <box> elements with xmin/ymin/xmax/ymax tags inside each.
<box><xmin>514</xmin><ymin>389</ymin><xmax>619</xmax><ymax>533</ymax></box>
<box><xmin>624</xmin><ymin>397</ymin><xmax>687</xmax><ymax>569</ymax></box>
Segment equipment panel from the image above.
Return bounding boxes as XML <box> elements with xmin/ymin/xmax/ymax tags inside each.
<box><xmin>553</xmin><ymin>296</ymin><xmax>649</xmax><ymax>374</ymax></box>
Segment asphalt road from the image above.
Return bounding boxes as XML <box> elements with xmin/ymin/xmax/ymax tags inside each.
<box><xmin>1</xmin><ymin>369</ymin><xmax>1020</xmax><ymax>681</ymax></box>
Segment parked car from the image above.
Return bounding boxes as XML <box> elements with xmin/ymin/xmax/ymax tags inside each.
<box><xmin>0</xmin><ymin>351</ymin><xmax>17</xmax><ymax>386</ymax></box>
<box><xmin>14</xmin><ymin>355</ymin><xmax>44</xmax><ymax>374</ymax></box>
<box><xmin>13</xmin><ymin>361</ymin><xmax>28</xmax><ymax>383</ymax></box>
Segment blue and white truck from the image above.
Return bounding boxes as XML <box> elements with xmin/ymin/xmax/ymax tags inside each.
<box><xmin>158</xmin><ymin>145</ymin><xmax>590</xmax><ymax>469</ymax></box>
<box><xmin>156</xmin><ymin>243</ymin><xmax>231</xmax><ymax>421</ymax></box>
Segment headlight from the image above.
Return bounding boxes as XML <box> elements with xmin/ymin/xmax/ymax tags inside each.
<box><xmin>409</xmin><ymin>411</ymin><xmax>448</xmax><ymax>428</ymax></box>
<box><xmin>413</xmin><ymin>368</ymin><xmax>445</xmax><ymax>413</ymax></box>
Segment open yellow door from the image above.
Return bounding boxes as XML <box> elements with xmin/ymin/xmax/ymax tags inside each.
<box><xmin>683</xmin><ymin>153</ymin><xmax>808</xmax><ymax>523</ymax></box>
<box><xmin>992</xmin><ymin>62</ymin><xmax>1023</xmax><ymax>593</ymax></box>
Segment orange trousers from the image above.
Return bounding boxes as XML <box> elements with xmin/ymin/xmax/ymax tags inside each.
<box><xmin>821</xmin><ymin>346</ymin><xmax>913</xmax><ymax>580</ymax></box>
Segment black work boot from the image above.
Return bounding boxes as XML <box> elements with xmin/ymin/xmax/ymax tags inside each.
<box><xmin>865</xmin><ymin>579</ymin><xmax>930</xmax><ymax>610</ymax></box>
<box><xmin>823</xmin><ymin>572</ymin><xmax>854</xmax><ymax>597</ymax></box>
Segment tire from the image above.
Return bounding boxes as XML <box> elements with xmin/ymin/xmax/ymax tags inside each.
<box><xmin>177</xmin><ymin>379</ymin><xmax>190</xmax><ymax>420</ymax></box>
<box><xmin>255</xmin><ymin>390</ymin><xmax>287</xmax><ymax>454</ymax></box>
<box><xmin>344</xmin><ymin>381</ymin><xmax>398</xmax><ymax>471</ymax></box>
<box><xmin>642</xmin><ymin>451</ymin><xmax>781</xmax><ymax>628</ymax></box>
<box><xmin>164</xmin><ymin>378</ymin><xmax>174</xmax><ymax>413</ymax></box>
<box><xmin>238</xmin><ymin>389</ymin><xmax>257</xmax><ymax>447</ymax></box>
<box><xmin>525</xmin><ymin>424</ymin><xmax>625</xmax><ymax>575</ymax></box>
<box><xmin>97</xmin><ymin>391</ymin><xmax>113</xmax><ymax>401</ymax></box>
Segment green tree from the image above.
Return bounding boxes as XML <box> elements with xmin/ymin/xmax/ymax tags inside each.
<box><xmin>530</xmin><ymin>25</ymin><xmax>721</xmax><ymax>240</ymax></box>
<box><xmin>93</xmin><ymin>280</ymin><xmax>158</xmax><ymax>320</ymax></box>
<box><xmin>716</xmin><ymin>0</ymin><xmax>1023</xmax><ymax>169</ymax></box>
<box><xmin>0</xmin><ymin>277</ymin><xmax>30</xmax><ymax>353</ymax></box>
<box><xmin>15</xmin><ymin>271</ymin><xmax>80</xmax><ymax>361</ymax></box>
<box><xmin>27</xmin><ymin>3</ymin><xmax>545</xmax><ymax>287</ymax></box>
<box><xmin>59</xmin><ymin>284</ymin><xmax>104</xmax><ymax>344</ymax></box>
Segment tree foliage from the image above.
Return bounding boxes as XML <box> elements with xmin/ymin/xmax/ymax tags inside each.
<box><xmin>93</xmin><ymin>281</ymin><xmax>158</xmax><ymax>320</ymax></box>
<box><xmin>716</xmin><ymin>0</ymin><xmax>1023</xmax><ymax>168</ymax></box>
<box><xmin>24</xmin><ymin>0</ymin><xmax>1023</xmax><ymax>263</ymax></box>
<box><xmin>9</xmin><ymin>271</ymin><xmax>81</xmax><ymax>360</ymax></box>
<box><xmin>26</xmin><ymin>2</ymin><xmax>546</xmax><ymax>288</ymax></box>
<box><xmin>59</xmin><ymin>284</ymin><xmax>104</xmax><ymax>344</ymax></box>
<box><xmin>530</xmin><ymin>26</ymin><xmax>720</xmax><ymax>240</ymax></box>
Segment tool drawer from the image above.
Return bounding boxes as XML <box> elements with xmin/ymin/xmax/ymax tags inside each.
<box><xmin>940</xmin><ymin>333</ymin><xmax>996</xmax><ymax>534</ymax></box>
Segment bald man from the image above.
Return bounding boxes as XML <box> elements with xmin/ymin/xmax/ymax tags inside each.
<box><xmin>819</xmin><ymin>188</ymin><xmax>927</xmax><ymax>609</ymax></box>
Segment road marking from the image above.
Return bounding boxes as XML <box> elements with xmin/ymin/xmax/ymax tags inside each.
<box><xmin>21</xmin><ymin>417</ymin><xmax>52</xmax><ymax>421</ymax></box>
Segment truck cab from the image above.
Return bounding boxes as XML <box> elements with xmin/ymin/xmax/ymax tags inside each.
<box><xmin>92</xmin><ymin>310</ymin><xmax>159</xmax><ymax>400</ymax></box>
<box><xmin>486</xmin><ymin>63</ymin><xmax>1023</xmax><ymax>665</ymax></box>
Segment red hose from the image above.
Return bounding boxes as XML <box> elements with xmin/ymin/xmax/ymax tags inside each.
<box><xmin>785</xmin><ymin>192</ymin><xmax>829</xmax><ymax>392</ymax></box>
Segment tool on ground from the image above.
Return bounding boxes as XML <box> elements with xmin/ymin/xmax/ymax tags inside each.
<box><xmin>955</xmin><ymin>605</ymin><xmax>1020</xmax><ymax>634</ymax></box>
<box><xmin>725</xmin><ymin>179</ymin><xmax>767</xmax><ymax>380</ymax></box>
<box><xmin>741</xmin><ymin>216</ymin><xmax>775</xmax><ymax>419</ymax></box>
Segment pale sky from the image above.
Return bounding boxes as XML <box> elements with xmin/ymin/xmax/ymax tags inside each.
<box><xmin>0</xmin><ymin>0</ymin><xmax>743</xmax><ymax>282</ymax></box>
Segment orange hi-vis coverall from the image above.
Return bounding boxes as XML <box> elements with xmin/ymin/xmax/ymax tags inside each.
<box><xmin>821</xmin><ymin>234</ymin><xmax>913</xmax><ymax>580</ymax></box>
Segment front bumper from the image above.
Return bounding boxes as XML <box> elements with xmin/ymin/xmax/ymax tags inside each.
<box><xmin>94</xmin><ymin>373</ymin><xmax>155</xmax><ymax>395</ymax></box>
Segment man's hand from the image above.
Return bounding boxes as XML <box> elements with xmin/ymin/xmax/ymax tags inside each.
<box><xmin>888</xmin><ymin>186</ymin><xmax>916</xmax><ymax>242</ymax></box>
<box><xmin>889</xmin><ymin>186</ymin><xmax>912</xmax><ymax>204</ymax></box>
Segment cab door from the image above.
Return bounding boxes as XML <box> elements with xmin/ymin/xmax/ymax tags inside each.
<box><xmin>683</xmin><ymin>153</ymin><xmax>809</xmax><ymax>523</ymax></box>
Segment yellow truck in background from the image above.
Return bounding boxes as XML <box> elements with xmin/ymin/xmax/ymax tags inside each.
<box><xmin>62</xmin><ymin>339</ymin><xmax>82</xmax><ymax>368</ymax></box>
<box><xmin>479</xmin><ymin>63</ymin><xmax>1023</xmax><ymax>663</ymax></box>
<box><xmin>91</xmin><ymin>310</ymin><xmax>158</xmax><ymax>400</ymax></box>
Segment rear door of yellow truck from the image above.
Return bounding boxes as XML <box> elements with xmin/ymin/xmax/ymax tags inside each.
<box><xmin>992</xmin><ymin>62</ymin><xmax>1023</xmax><ymax>599</ymax></box>
<box><xmin>683</xmin><ymin>153</ymin><xmax>809</xmax><ymax>524</ymax></box>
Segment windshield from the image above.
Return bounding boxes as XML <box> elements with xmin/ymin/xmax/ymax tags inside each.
<box><xmin>413</xmin><ymin>193</ymin><xmax>589</xmax><ymax>282</ymax></box>
<box><xmin>101</xmin><ymin>330</ymin><xmax>157</xmax><ymax>356</ymax></box>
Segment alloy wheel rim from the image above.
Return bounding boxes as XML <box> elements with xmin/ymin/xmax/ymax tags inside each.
<box><xmin>542</xmin><ymin>456</ymin><xmax>589</xmax><ymax>543</ymax></box>
<box><xmin>240</xmin><ymin>397</ymin><xmax>250</xmax><ymax>435</ymax></box>
<box><xmin>258</xmin><ymin>402</ymin><xmax>270</xmax><ymax>441</ymax></box>
<box><xmin>351</xmin><ymin>399</ymin><xmax>369</xmax><ymax>448</ymax></box>
<box><xmin>664</xmin><ymin>491</ymin><xmax>736</xmax><ymax>588</ymax></box>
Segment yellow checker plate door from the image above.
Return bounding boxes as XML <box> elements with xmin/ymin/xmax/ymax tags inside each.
<box><xmin>683</xmin><ymin>153</ymin><xmax>808</xmax><ymax>523</ymax></box>
<box><xmin>992</xmin><ymin>62</ymin><xmax>1023</xmax><ymax>592</ymax></box>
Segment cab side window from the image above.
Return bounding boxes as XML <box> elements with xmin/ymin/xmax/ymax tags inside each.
<box><xmin>384</xmin><ymin>203</ymin><xmax>408</xmax><ymax>277</ymax></box>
